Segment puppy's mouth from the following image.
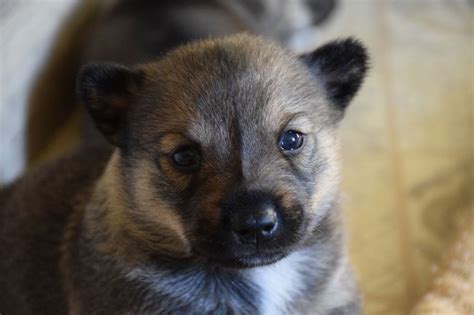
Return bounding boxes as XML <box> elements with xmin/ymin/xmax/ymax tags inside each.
<box><xmin>220</xmin><ymin>252</ymin><xmax>287</xmax><ymax>268</ymax></box>
<box><xmin>195</xmin><ymin>249</ymin><xmax>288</xmax><ymax>268</ymax></box>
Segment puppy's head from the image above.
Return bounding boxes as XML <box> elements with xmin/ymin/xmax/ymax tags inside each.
<box><xmin>79</xmin><ymin>34</ymin><xmax>368</xmax><ymax>268</ymax></box>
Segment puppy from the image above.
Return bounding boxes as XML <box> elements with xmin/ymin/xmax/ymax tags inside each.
<box><xmin>0</xmin><ymin>34</ymin><xmax>368</xmax><ymax>314</ymax></box>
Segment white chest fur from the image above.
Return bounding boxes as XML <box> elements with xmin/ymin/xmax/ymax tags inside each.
<box><xmin>250</xmin><ymin>250</ymin><xmax>313</xmax><ymax>315</ymax></box>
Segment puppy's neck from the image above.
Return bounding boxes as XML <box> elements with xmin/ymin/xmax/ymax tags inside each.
<box><xmin>124</xmin><ymin>246</ymin><xmax>318</xmax><ymax>315</ymax></box>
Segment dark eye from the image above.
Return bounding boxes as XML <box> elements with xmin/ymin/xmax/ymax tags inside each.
<box><xmin>171</xmin><ymin>146</ymin><xmax>201</xmax><ymax>171</ymax></box>
<box><xmin>279</xmin><ymin>130</ymin><xmax>304</xmax><ymax>151</ymax></box>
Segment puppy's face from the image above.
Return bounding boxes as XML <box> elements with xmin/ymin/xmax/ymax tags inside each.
<box><xmin>79</xmin><ymin>35</ymin><xmax>368</xmax><ymax>268</ymax></box>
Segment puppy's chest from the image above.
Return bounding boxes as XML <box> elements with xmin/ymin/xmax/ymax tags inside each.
<box><xmin>128</xmin><ymin>252</ymin><xmax>312</xmax><ymax>315</ymax></box>
<box><xmin>250</xmin><ymin>251</ymin><xmax>313</xmax><ymax>315</ymax></box>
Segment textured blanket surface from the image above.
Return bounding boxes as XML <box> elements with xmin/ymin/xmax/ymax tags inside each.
<box><xmin>411</xmin><ymin>207</ymin><xmax>473</xmax><ymax>314</ymax></box>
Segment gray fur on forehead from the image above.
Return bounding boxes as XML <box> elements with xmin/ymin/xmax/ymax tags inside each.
<box><xmin>148</xmin><ymin>33</ymin><xmax>328</xmax><ymax>120</ymax></box>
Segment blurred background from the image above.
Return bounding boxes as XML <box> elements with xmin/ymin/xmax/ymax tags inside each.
<box><xmin>0</xmin><ymin>0</ymin><xmax>472</xmax><ymax>314</ymax></box>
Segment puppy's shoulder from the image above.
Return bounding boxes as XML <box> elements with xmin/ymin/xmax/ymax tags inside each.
<box><xmin>0</xmin><ymin>144</ymin><xmax>112</xmax><ymax>313</ymax></box>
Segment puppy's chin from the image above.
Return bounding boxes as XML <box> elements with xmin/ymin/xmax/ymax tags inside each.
<box><xmin>196</xmin><ymin>250</ymin><xmax>288</xmax><ymax>269</ymax></box>
<box><xmin>220</xmin><ymin>253</ymin><xmax>288</xmax><ymax>268</ymax></box>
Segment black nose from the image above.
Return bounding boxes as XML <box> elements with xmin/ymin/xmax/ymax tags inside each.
<box><xmin>231</xmin><ymin>206</ymin><xmax>279</xmax><ymax>244</ymax></box>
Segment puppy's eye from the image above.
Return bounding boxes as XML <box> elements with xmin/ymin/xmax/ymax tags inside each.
<box><xmin>171</xmin><ymin>146</ymin><xmax>201</xmax><ymax>171</ymax></box>
<box><xmin>279</xmin><ymin>130</ymin><xmax>304</xmax><ymax>151</ymax></box>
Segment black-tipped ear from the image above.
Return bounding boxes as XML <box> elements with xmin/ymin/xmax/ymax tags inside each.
<box><xmin>300</xmin><ymin>38</ymin><xmax>369</xmax><ymax>110</ymax></box>
<box><xmin>78</xmin><ymin>63</ymin><xmax>144</xmax><ymax>145</ymax></box>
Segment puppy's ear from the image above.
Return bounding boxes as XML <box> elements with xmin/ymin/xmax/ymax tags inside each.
<box><xmin>300</xmin><ymin>38</ymin><xmax>369</xmax><ymax>111</ymax></box>
<box><xmin>78</xmin><ymin>63</ymin><xmax>144</xmax><ymax>145</ymax></box>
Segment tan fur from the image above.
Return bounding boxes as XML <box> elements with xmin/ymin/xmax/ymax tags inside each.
<box><xmin>91</xmin><ymin>153</ymin><xmax>191</xmax><ymax>259</ymax></box>
<box><xmin>307</xmin><ymin>128</ymin><xmax>342</xmax><ymax>225</ymax></box>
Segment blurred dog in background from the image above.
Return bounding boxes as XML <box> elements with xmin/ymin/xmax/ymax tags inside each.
<box><xmin>79</xmin><ymin>0</ymin><xmax>338</xmax><ymax>143</ymax></box>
